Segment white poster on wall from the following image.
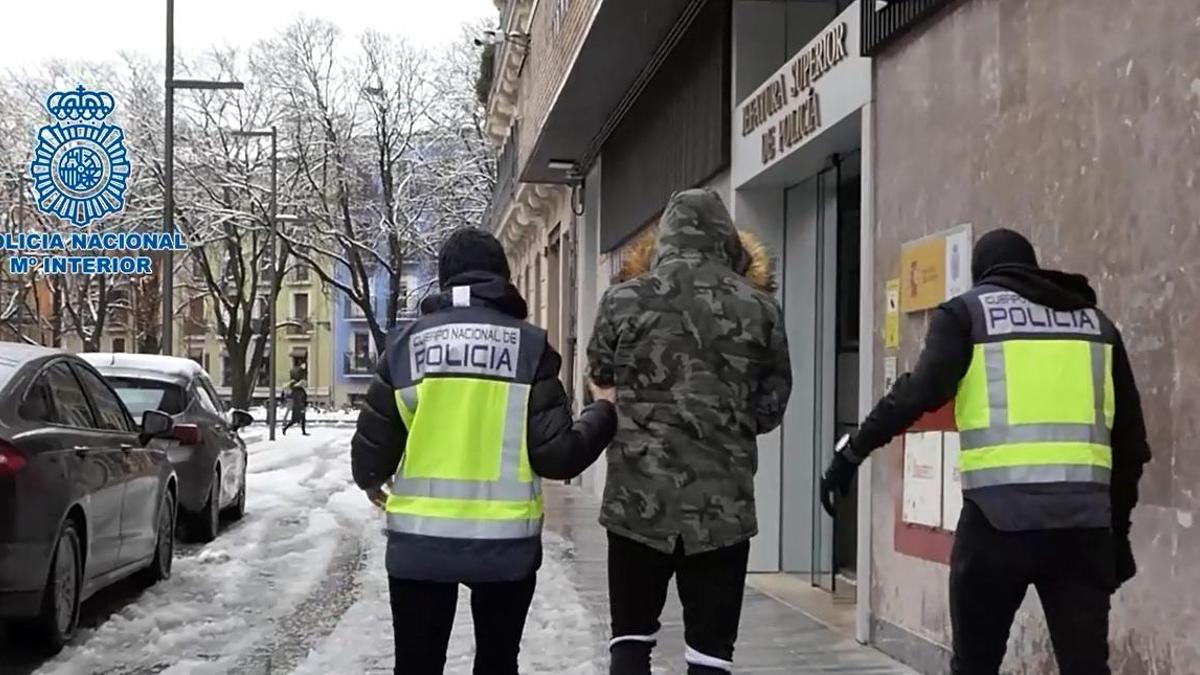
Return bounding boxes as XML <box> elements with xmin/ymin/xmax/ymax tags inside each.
<box><xmin>902</xmin><ymin>431</ymin><xmax>943</xmax><ymax>528</ymax></box>
<box><xmin>941</xmin><ymin>432</ymin><xmax>963</xmax><ymax>530</ymax></box>
<box><xmin>944</xmin><ymin>224</ymin><xmax>973</xmax><ymax>299</ymax></box>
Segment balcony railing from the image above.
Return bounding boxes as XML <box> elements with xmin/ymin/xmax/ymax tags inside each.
<box><xmin>288</xmin><ymin>266</ymin><xmax>311</xmax><ymax>284</ymax></box>
<box><xmin>343</xmin><ymin>352</ymin><xmax>377</xmax><ymax>376</ymax></box>
<box><xmin>344</xmin><ymin>300</ymin><xmax>369</xmax><ymax>319</ymax></box>
<box><xmin>489</xmin><ymin>120</ymin><xmax>519</xmax><ymax>233</ymax></box>
<box><xmin>108</xmin><ymin>308</ymin><xmax>131</xmax><ymax>328</ymax></box>
<box><xmin>285</xmin><ymin>316</ymin><xmax>312</xmax><ymax>336</ymax></box>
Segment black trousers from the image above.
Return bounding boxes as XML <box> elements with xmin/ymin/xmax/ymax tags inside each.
<box><xmin>388</xmin><ymin>574</ymin><xmax>536</xmax><ymax>675</ymax></box>
<box><xmin>950</xmin><ymin>501</ymin><xmax>1115</xmax><ymax>675</ymax></box>
<box><xmin>607</xmin><ymin>532</ymin><xmax>750</xmax><ymax>675</ymax></box>
<box><xmin>282</xmin><ymin>410</ymin><xmax>307</xmax><ymax>434</ymax></box>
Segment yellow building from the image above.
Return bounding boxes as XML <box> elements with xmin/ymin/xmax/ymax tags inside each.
<box><xmin>174</xmin><ymin>258</ymin><xmax>335</xmax><ymax>407</ymax></box>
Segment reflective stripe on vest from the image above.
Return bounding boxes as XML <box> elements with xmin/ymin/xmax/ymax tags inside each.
<box><xmin>955</xmin><ymin>339</ymin><xmax>1114</xmax><ymax>491</ymax></box>
<box><xmin>385</xmin><ymin>378</ymin><xmax>542</xmax><ymax>540</ymax></box>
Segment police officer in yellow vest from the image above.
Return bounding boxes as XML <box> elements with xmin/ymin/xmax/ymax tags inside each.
<box><xmin>820</xmin><ymin>230</ymin><xmax>1151</xmax><ymax>675</ymax></box>
<box><xmin>351</xmin><ymin>228</ymin><xmax>617</xmax><ymax>675</ymax></box>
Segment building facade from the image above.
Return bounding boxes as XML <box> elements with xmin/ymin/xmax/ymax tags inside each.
<box><xmin>175</xmin><ymin>259</ymin><xmax>335</xmax><ymax>407</ymax></box>
<box><xmin>484</xmin><ymin>2</ymin><xmax>1197</xmax><ymax>671</ymax></box>
<box><xmin>729</xmin><ymin>0</ymin><xmax>868</xmax><ymax>590</ymax></box>
<box><xmin>488</xmin><ymin>0</ymin><xmax>862</xmax><ymax>583</ymax></box>
<box><xmin>859</xmin><ymin>1</ymin><xmax>1200</xmax><ymax>672</ymax></box>
<box><xmin>483</xmin><ymin>0</ymin><xmax>595</xmax><ymax>399</ymax></box>
<box><xmin>331</xmin><ymin>259</ymin><xmax>435</xmax><ymax>407</ymax></box>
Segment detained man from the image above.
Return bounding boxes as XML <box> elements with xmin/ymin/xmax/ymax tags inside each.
<box><xmin>588</xmin><ymin>189</ymin><xmax>792</xmax><ymax>674</ymax></box>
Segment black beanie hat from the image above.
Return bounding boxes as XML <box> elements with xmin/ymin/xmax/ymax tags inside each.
<box><xmin>971</xmin><ymin>228</ymin><xmax>1038</xmax><ymax>283</ymax></box>
<box><xmin>437</xmin><ymin>228</ymin><xmax>511</xmax><ymax>288</ymax></box>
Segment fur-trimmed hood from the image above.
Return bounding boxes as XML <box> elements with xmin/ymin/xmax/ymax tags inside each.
<box><xmin>616</xmin><ymin>191</ymin><xmax>776</xmax><ymax>293</ymax></box>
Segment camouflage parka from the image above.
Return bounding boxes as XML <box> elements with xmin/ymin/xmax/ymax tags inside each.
<box><xmin>587</xmin><ymin>189</ymin><xmax>792</xmax><ymax>555</ymax></box>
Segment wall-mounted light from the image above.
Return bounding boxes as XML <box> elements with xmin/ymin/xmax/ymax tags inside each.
<box><xmin>474</xmin><ymin>30</ymin><xmax>531</xmax><ymax>48</ymax></box>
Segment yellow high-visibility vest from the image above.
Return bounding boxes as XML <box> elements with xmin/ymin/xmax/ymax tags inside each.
<box><xmin>380</xmin><ymin>291</ymin><xmax>548</xmax><ymax>581</ymax></box>
<box><xmin>386</xmin><ymin>375</ymin><xmax>543</xmax><ymax>539</ymax></box>
<box><xmin>954</xmin><ymin>287</ymin><xmax>1116</xmax><ymax>530</ymax></box>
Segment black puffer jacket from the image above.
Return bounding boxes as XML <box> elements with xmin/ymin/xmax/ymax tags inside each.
<box><xmin>351</xmin><ymin>271</ymin><xmax>617</xmax><ymax>491</ymax></box>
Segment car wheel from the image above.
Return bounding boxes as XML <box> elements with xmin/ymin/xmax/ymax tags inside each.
<box><xmin>139</xmin><ymin>490</ymin><xmax>176</xmax><ymax>586</ymax></box>
<box><xmin>223</xmin><ymin>465</ymin><xmax>247</xmax><ymax>522</ymax></box>
<box><xmin>30</xmin><ymin>520</ymin><xmax>82</xmax><ymax>653</ymax></box>
<box><xmin>190</xmin><ymin>468</ymin><xmax>221</xmax><ymax>543</ymax></box>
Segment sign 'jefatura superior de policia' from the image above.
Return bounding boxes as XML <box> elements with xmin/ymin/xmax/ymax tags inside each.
<box><xmin>731</xmin><ymin>2</ymin><xmax>870</xmax><ymax>187</ymax></box>
<box><xmin>741</xmin><ymin>21</ymin><xmax>848</xmax><ymax>163</ymax></box>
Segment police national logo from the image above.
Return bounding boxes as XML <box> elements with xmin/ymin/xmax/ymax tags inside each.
<box><xmin>29</xmin><ymin>85</ymin><xmax>131</xmax><ymax>227</ymax></box>
<box><xmin>410</xmin><ymin>323</ymin><xmax>520</xmax><ymax>380</ymax></box>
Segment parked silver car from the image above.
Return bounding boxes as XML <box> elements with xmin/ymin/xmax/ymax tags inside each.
<box><xmin>81</xmin><ymin>354</ymin><xmax>252</xmax><ymax>543</ymax></box>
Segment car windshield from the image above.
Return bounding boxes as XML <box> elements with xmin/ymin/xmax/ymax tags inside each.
<box><xmin>107</xmin><ymin>376</ymin><xmax>187</xmax><ymax>417</ymax></box>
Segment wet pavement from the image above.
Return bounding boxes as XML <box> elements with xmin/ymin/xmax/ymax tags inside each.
<box><xmin>543</xmin><ymin>483</ymin><xmax>916</xmax><ymax>674</ymax></box>
<box><xmin>2</xmin><ymin>432</ymin><xmax>916</xmax><ymax>674</ymax></box>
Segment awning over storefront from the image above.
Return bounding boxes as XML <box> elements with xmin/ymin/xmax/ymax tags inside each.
<box><xmin>520</xmin><ymin>0</ymin><xmax>701</xmax><ymax>184</ymax></box>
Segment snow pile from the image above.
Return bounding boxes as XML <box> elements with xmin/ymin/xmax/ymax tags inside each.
<box><xmin>33</xmin><ymin>430</ymin><xmax>375</xmax><ymax>675</ymax></box>
<box><xmin>246</xmin><ymin>406</ymin><xmax>362</xmax><ymax>424</ymax></box>
<box><xmin>31</xmin><ymin>428</ymin><xmax>608</xmax><ymax>675</ymax></box>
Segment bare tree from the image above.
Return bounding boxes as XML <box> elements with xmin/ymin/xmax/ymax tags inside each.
<box><xmin>169</xmin><ymin>48</ymin><xmax>297</xmax><ymax>408</ymax></box>
<box><xmin>266</xmin><ymin>19</ymin><xmax>495</xmax><ymax>352</ymax></box>
<box><xmin>0</xmin><ymin>67</ymin><xmax>79</xmax><ymax>347</ymax></box>
<box><xmin>0</xmin><ymin>18</ymin><xmax>496</xmax><ymax>367</ymax></box>
<box><xmin>0</xmin><ymin>62</ymin><xmax>159</xmax><ymax>351</ymax></box>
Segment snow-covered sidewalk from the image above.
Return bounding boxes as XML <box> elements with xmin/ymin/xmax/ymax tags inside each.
<box><xmin>22</xmin><ymin>429</ymin><xmax>605</xmax><ymax>675</ymax></box>
<box><xmin>246</xmin><ymin>407</ymin><xmax>360</xmax><ymax>425</ymax></box>
<box><xmin>291</xmin><ymin>531</ymin><xmax>603</xmax><ymax>675</ymax></box>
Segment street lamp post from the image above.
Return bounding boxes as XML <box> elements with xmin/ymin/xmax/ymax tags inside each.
<box><xmin>162</xmin><ymin>0</ymin><xmax>244</xmax><ymax>356</ymax></box>
<box><xmin>231</xmin><ymin>128</ymin><xmax>278</xmax><ymax>439</ymax></box>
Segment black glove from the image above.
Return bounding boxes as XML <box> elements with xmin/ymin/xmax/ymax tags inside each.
<box><xmin>1114</xmin><ymin>536</ymin><xmax>1137</xmax><ymax>590</ymax></box>
<box><xmin>820</xmin><ymin>451</ymin><xmax>859</xmax><ymax>517</ymax></box>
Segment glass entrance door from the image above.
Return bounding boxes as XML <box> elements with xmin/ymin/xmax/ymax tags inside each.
<box><xmin>833</xmin><ymin>153</ymin><xmax>862</xmax><ymax>595</ymax></box>
<box><xmin>780</xmin><ymin>161</ymin><xmax>839</xmax><ymax>590</ymax></box>
<box><xmin>808</xmin><ymin>162</ymin><xmax>840</xmax><ymax>592</ymax></box>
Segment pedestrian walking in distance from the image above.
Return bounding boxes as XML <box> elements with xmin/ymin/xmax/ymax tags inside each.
<box><xmin>351</xmin><ymin>228</ymin><xmax>618</xmax><ymax>675</ymax></box>
<box><xmin>588</xmin><ymin>189</ymin><xmax>792</xmax><ymax>675</ymax></box>
<box><xmin>820</xmin><ymin>229</ymin><xmax>1151</xmax><ymax>675</ymax></box>
<box><xmin>282</xmin><ymin>377</ymin><xmax>309</xmax><ymax>435</ymax></box>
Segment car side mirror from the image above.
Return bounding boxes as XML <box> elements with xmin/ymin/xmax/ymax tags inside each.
<box><xmin>229</xmin><ymin>409</ymin><xmax>253</xmax><ymax>431</ymax></box>
<box><xmin>139</xmin><ymin>409</ymin><xmax>174</xmax><ymax>446</ymax></box>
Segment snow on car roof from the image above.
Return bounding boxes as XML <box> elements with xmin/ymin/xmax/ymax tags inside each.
<box><xmin>80</xmin><ymin>352</ymin><xmax>206</xmax><ymax>382</ymax></box>
<box><xmin>0</xmin><ymin>341</ymin><xmax>61</xmax><ymax>363</ymax></box>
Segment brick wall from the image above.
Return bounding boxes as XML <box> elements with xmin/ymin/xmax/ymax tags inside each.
<box><xmin>516</xmin><ymin>0</ymin><xmax>600</xmax><ymax>173</ymax></box>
